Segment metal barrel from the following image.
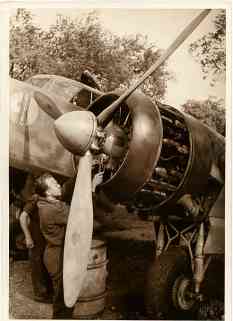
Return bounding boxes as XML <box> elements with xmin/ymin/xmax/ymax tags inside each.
<box><xmin>73</xmin><ymin>239</ymin><xmax>108</xmax><ymax>319</ymax></box>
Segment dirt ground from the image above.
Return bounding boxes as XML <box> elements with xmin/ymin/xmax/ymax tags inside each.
<box><xmin>9</xmin><ymin>206</ymin><xmax>156</xmax><ymax>320</ymax></box>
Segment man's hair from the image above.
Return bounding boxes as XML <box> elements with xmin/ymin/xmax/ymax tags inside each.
<box><xmin>35</xmin><ymin>173</ymin><xmax>53</xmax><ymax>197</ymax></box>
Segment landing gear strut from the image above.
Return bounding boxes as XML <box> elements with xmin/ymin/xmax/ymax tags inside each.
<box><xmin>145</xmin><ymin>247</ymin><xmax>196</xmax><ymax>320</ymax></box>
<box><xmin>145</xmin><ymin>220</ymin><xmax>224</xmax><ymax>320</ymax></box>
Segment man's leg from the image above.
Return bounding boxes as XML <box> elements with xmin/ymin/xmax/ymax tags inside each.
<box><xmin>44</xmin><ymin>247</ymin><xmax>73</xmax><ymax>319</ymax></box>
<box><xmin>52</xmin><ymin>270</ymin><xmax>73</xmax><ymax>319</ymax></box>
<box><xmin>30</xmin><ymin>246</ymin><xmax>51</xmax><ymax>301</ymax></box>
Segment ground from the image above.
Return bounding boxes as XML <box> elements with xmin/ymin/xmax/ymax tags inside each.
<box><xmin>9</xmin><ymin>205</ymin><xmax>224</xmax><ymax>320</ymax></box>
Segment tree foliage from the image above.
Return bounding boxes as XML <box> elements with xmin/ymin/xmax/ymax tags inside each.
<box><xmin>10</xmin><ymin>9</ymin><xmax>171</xmax><ymax>100</ymax></box>
<box><xmin>181</xmin><ymin>97</ymin><xmax>225</xmax><ymax>136</ymax></box>
<box><xmin>10</xmin><ymin>9</ymin><xmax>43</xmax><ymax>80</ymax></box>
<box><xmin>189</xmin><ymin>10</ymin><xmax>226</xmax><ymax>85</ymax></box>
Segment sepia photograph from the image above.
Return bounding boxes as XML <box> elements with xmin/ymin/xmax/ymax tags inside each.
<box><xmin>2</xmin><ymin>1</ymin><xmax>230</xmax><ymax>320</ymax></box>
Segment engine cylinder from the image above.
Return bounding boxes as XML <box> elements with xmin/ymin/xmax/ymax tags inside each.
<box><xmin>139</xmin><ymin>103</ymin><xmax>214</xmax><ymax>214</ymax></box>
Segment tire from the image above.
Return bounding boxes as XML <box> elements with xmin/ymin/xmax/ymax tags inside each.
<box><xmin>145</xmin><ymin>247</ymin><xmax>196</xmax><ymax>320</ymax></box>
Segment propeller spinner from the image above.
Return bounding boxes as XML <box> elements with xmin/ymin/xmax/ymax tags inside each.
<box><xmin>54</xmin><ymin>111</ymin><xmax>98</xmax><ymax>155</ymax></box>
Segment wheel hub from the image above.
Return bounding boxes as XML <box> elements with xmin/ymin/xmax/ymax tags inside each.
<box><xmin>172</xmin><ymin>275</ymin><xmax>196</xmax><ymax>311</ymax></box>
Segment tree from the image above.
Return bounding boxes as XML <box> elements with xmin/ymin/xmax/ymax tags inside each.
<box><xmin>10</xmin><ymin>9</ymin><xmax>44</xmax><ymax>80</ymax></box>
<box><xmin>189</xmin><ymin>10</ymin><xmax>226</xmax><ymax>85</ymax></box>
<box><xmin>10</xmin><ymin>10</ymin><xmax>171</xmax><ymax>100</ymax></box>
<box><xmin>181</xmin><ymin>97</ymin><xmax>225</xmax><ymax>136</ymax></box>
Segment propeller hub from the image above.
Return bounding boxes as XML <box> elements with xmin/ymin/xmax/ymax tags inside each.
<box><xmin>54</xmin><ymin>111</ymin><xmax>97</xmax><ymax>156</ymax></box>
<box><xmin>103</xmin><ymin>125</ymin><xmax>128</xmax><ymax>158</ymax></box>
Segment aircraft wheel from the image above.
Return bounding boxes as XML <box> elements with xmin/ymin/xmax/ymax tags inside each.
<box><xmin>145</xmin><ymin>247</ymin><xmax>196</xmax><ymax>320</ymax></box>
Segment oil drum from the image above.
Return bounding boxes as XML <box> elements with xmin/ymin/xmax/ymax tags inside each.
<box><xmin>73</xmin><ymin>239</ymin><xmax>108</xmax><ymax>319</ymax></box>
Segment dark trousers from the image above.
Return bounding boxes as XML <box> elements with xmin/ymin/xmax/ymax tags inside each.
<box><xmin>44</xmin><ymin>246</ymin><xmax>73</xmax><ymax>319</ymax></box>
<box><xmin>29</xmin><ymin>245</ymin><xmax>52</xmax><ymax>298</ymax></box>
<box><xmin>9</xmin><ymin>222</ymin><xmax>20</xmax><ymax>254</ymax></box>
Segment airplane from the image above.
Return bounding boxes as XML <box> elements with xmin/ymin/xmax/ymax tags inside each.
<box><xmin>9</xmin><ymin>9</ymin><xmax>225</xmax><ymax>320</ymax></box>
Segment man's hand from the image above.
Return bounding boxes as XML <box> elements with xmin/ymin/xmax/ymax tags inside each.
<box><xmin>25</xmin><ymin>236</ymin><xmax>34</xmax><ymax>249</ymax></box>
<box><xmin>92</xmin><ymin>171</ymin><xmax>104</xmax><ymax>193</ymax></box>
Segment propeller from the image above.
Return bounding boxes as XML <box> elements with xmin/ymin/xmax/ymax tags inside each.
<box><xmin>97</xmin><ymin>9</ymin><xmax>211</xmax><ymax>127</ymax></box>
<box><xmin>34</xmin><ymin>9</ymin><xmax>211</xmax><ymax>308</ymax></box>
<box><xmin>54</xmin><ymin>111</ymin><xmax>99</xmax><ymax>307</ymax></box>
<box><xmin>62</xmin><ymin>151</ymin><xmax>93</xmax><ymax>307</ymax></box>
<box><xmin>33</xmin><ymin>90</ymin><xmax>86</xmax><ymax>120</ymax></box>
<box><xmin>34</xmin><ymin>91</ymin><xmax>63</xmax><ymax>120</ymax></box>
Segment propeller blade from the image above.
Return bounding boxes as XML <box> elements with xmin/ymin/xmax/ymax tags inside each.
<box><xmin>63</xmin><ymin>151</ymin><xmax>93</xmax><ymax>308</ymax></box>
<box><xmin>34</xmin><ymin>91</ymin><xmax>63</xmax><ymax>120</ymax></box>
<box><xmin>97</xmin><ymin>9</ymin><xmax>211</xmax><ymax>127</ymax></box>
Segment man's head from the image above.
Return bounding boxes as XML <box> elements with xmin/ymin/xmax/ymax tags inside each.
<box><xmin>35</xmin><ymin>173</ymin><xmax>62</xmax><ymax>199</ymax></box>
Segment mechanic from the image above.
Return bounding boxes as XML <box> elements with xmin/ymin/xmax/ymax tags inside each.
<box><xmin>10</xmin><ymin>191</ymin><xmax>25</xmax><ymax>260</ymax></box>
<box><xmin>34</xmin><ymin>172</ymin><xmax>105</xmax><ymax>319</ymax></box>
<box><xmin>19</xmin><ymin>190</ymin><xmax>52</xmax><ymax>303</ymax></box>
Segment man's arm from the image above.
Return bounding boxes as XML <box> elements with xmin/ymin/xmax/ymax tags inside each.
<box><xmin>19</xmin><ymin>211</ymin><xmax>34</xmax><ymax>248</ymax></box>
<box><xmin>19</xmin><ymin>195</ymin><xmax>38</xmax><ymax>249</ymax></box>
<box><xmin>62</xmin><ymin>177</ymin><xmax>76</xmax><ymax>204</ymax></box>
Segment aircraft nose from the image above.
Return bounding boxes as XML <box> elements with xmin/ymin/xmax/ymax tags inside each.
<box><xmin>54</xmin><ymin>111</ymin><xmax>97</xmax><ymax>156</ymax></box>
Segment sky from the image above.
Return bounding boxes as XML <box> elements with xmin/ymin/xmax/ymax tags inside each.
<box><xmin>11</xmin><ymin>7</ymin><xmax>226</xmax><ymax>107</ymax></box>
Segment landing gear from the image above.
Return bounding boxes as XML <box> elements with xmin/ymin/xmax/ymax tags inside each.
<box><xmin>172</xmin><ymin>275</ymin><xmax>196</xmax><ymax>312</ymax></box>
<box><xmin>145</xmin><ymin>247</ymin><xmax>196</xmax><ymax>320</ymax></box>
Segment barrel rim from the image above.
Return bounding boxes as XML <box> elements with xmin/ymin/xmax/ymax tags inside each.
<box><xmin>77</xmin><ymin>291</ymin><xmax>107</xmax><ymax>302</ymax></box>
<box><xmin>87</xmin><ymin>259</ymin><xmax>109</xmax><ymax>270</ymax></box>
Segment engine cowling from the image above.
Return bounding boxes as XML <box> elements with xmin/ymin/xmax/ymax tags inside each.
<box><xmin>89</xmin><ymin>91</ymin><xmax>225</xmax><ymax>217</ymax></box>
<box><xmin>89</xmin><ymin>90</ymin><xmax>163</xmax><ymax>201</ymax></box>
